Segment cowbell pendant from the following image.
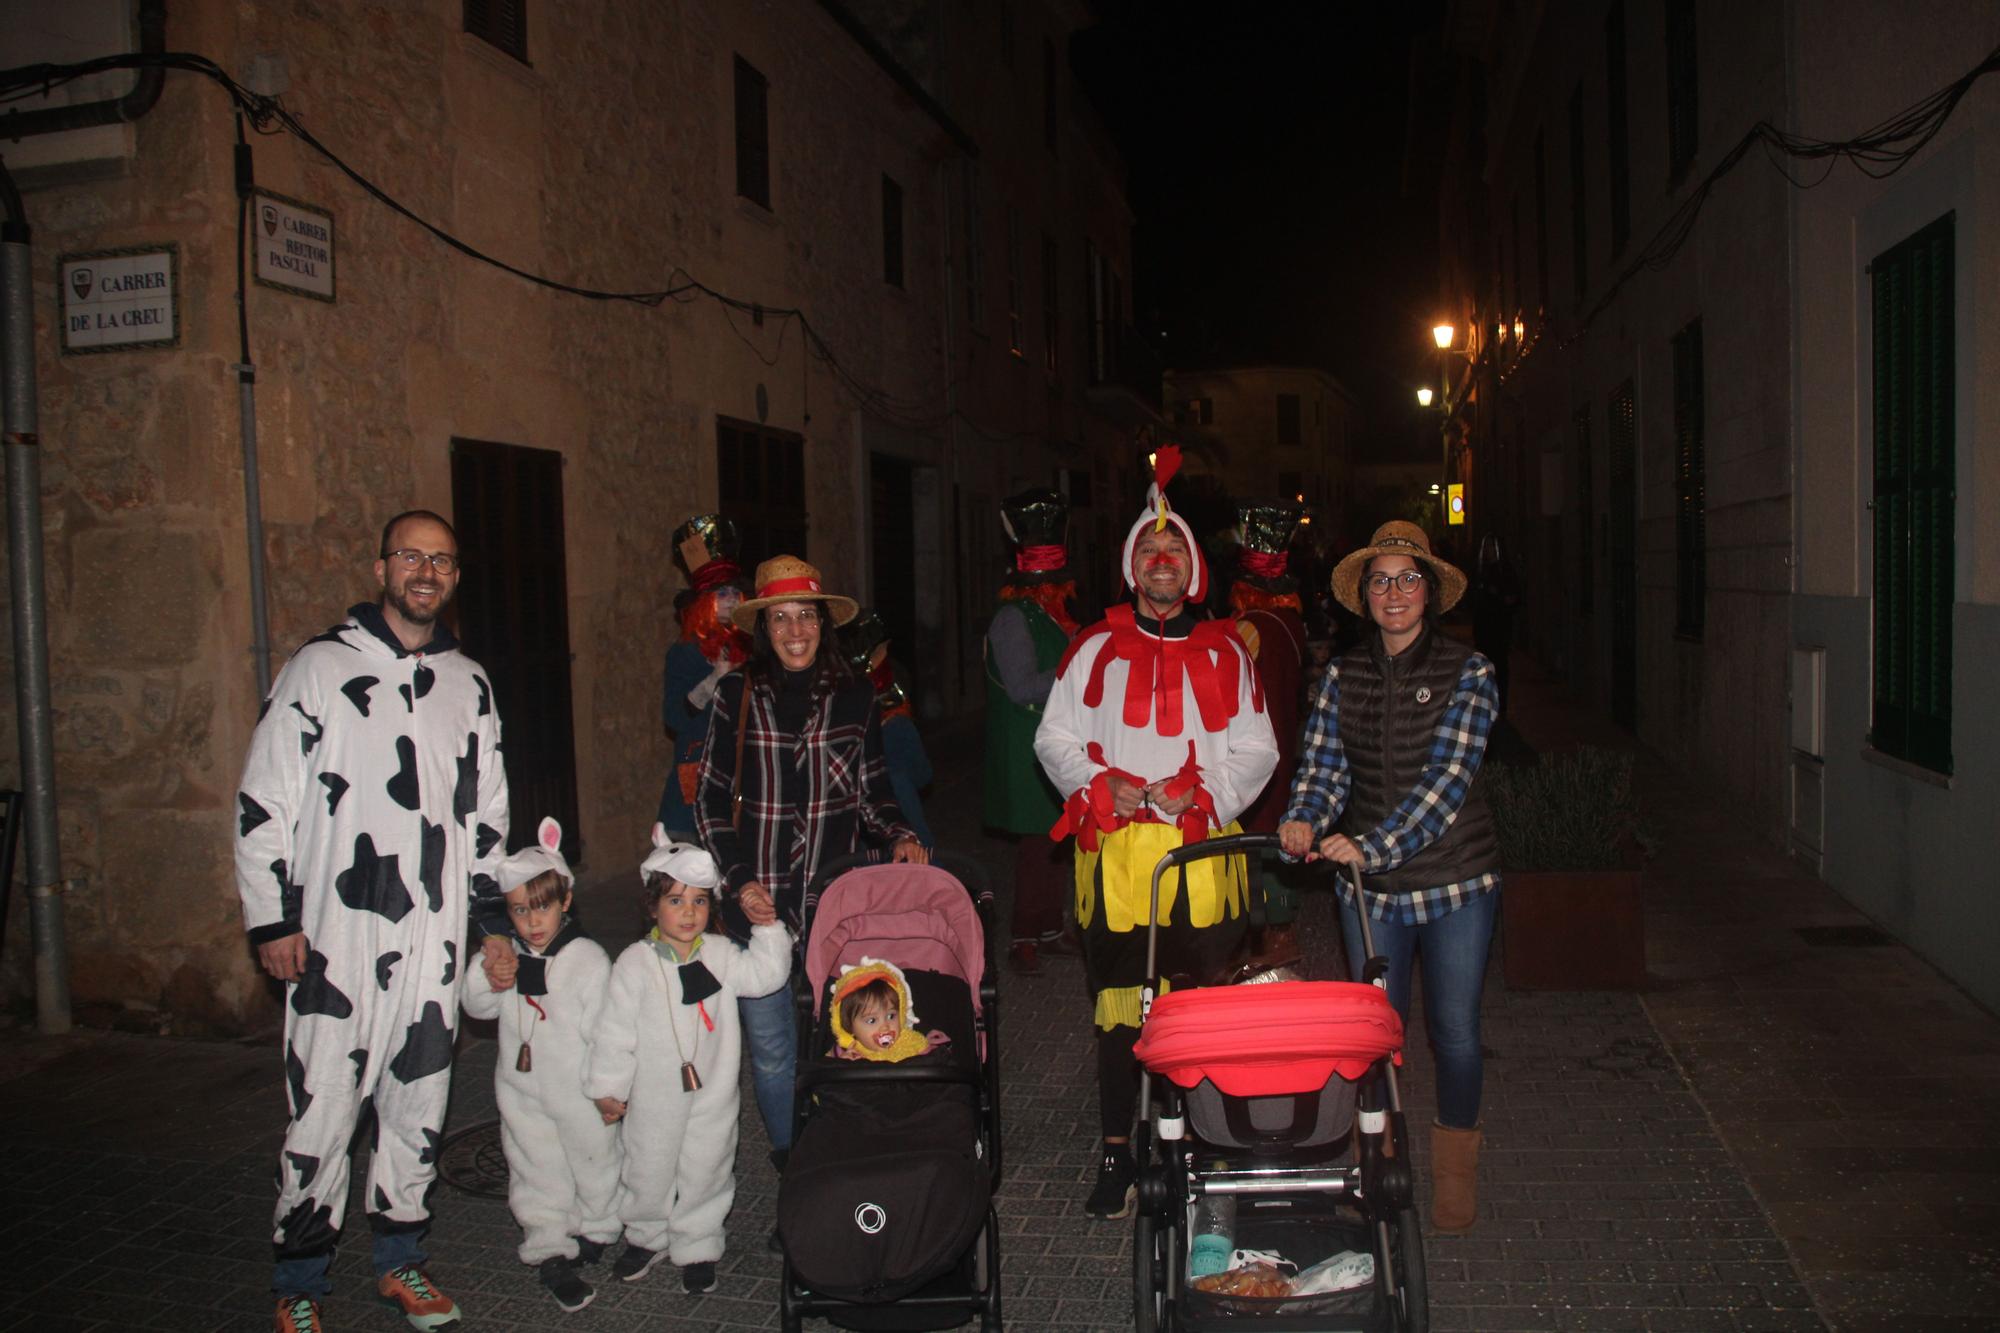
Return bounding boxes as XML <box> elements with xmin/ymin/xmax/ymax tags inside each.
<box><xmin>680</xmin><ymin>1061</ymin><xmax>702</xmax><ymax>1092</ymax></box>
<box><xmin>515</xmin><ymin>1043</ymin><xmax>533</xmax><ymax>1074</ymax></box>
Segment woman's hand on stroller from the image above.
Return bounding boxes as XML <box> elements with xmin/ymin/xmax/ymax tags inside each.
<box><xmin>593</xmin><ymin>1096</ymin><xmax>627</xmax><ymax>1124</ymax></box>
<box><xmin>1277</xmin><ymin>820</ymin><xmax>1316</xmax><ymax>859</ymax></box>
<box><xmin>891</xmin><ymin>838</ymin><xmax>930</xmax><ymax>865</ymax></box>
<box><xmin>739</xmin><ymin>881</ymin><xmax>778</xmax><ymax>925</ymax></box>
<box><xmin>1316</xmin><ymin>833</ymin><xmax>1365</xmax><ymax>867</ymax></box>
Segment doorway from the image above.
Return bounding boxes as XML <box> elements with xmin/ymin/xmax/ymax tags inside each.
<box><xmin>449</xmin><ymin>438</ymin><xmax>582</xmax><ymax>863</ymax></box>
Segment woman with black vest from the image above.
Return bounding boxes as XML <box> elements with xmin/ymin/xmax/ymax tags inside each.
<box><xmin>1278</xmin><ymin>521</ymin><xmax>1502</xmax><ymax>1234</ymax></box>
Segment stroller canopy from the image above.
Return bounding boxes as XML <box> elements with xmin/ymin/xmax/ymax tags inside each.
<box><xmin>805</xmin><ymin>863</ymin><xmax>987</xmax><ymax>1018</ymax></box>
<box><xmin>1133</xmin><ymin>981</ymin><xmax>1403</xmax><ymax>1098</ymax></box>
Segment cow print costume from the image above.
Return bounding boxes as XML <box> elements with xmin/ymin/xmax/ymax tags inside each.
<box><xmin>236</xmin><ymin>602</ymin><xmax>509</xmax><ymax>1274</ymax></box>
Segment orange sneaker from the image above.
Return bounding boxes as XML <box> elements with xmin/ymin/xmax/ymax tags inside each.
<box><xmin>273</xmin><ymin>1295</ymin><xmax>323</xmax><ymax>1332</ymax></box>
<box><xmin>376</xmin><ymin>1265</ymin><xmax>460</xmax><ymax>1329</ymax></box>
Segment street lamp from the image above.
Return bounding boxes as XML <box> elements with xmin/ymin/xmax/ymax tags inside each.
<box><xmin>1432</xmin><ymin>322</ymin><xmax>1455</xmax><ymax>351</ymax></box>
<box><xmin>1416</xmin><ymin>386</ymin><xmax>1434</xmax><ymax>408</ymax></box>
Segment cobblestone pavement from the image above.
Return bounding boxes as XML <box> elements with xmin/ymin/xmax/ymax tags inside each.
<box><xmin>3</xmin><ymin>645</ymin><xmax>1993</xmax><ymax>1331</ymax></box>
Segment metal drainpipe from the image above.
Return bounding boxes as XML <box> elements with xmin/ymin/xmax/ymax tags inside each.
<box><xmin>234</xmin><ymin>128</ymin><xmax>271</xmax><ymax>697</ymax></box>
<box><xmin>1</xmin><ymin>165</ymin><xmax>70</xmax><ymax>1034</ymax></box>
<box><xmin>1</xmin><ymin>0</ymin><xmax>166</xmax><ymax>141</ymax></box>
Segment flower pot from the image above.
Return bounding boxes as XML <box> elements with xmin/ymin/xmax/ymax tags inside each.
<box><xmin>1500</xmin><ymin>868</ymin><xmax>1645</xmax><ymax>990</ymax></box>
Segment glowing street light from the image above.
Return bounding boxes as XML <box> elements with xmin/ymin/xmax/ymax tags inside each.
<box><xmin>1431</xmin><ymin>323</ymin><xmax>1455</xmax><ymax>350</ymax></box>
<box><xmin>1416</xmin><ymin>386</ymin><xmax>1434</xmax><ymax>408</ymax></box>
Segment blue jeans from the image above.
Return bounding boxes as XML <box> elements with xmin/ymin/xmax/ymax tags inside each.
<box><xmin>271</xmin><ymin>1227</ymin><xmax>426</xmax><ymax>1296</ymax></box>
<box><xmin>739</xmin><ymin>983</ymin><xmax>798</xmax><ymax>1152</ymax></box>
<box><xmin>1337</xmin><ymin>889</ymin><xmax>1498</xmax><ymax>1130</ymax></box>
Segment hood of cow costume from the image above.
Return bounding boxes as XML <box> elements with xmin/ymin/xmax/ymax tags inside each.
<box><xmin>1119</xmin><ymin>446</ymin><xmax>1209</xmax><ymax>604</ymax></box>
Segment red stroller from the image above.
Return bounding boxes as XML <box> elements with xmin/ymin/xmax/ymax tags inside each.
<box><xmin>1130</xmin><ymin>834</ymin><xmax>1428</xmax><ymax>1331</ymax></box>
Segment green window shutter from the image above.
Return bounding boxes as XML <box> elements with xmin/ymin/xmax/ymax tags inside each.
<box><xmin>1870</xmin><ymin>213</ymin><xmax>1954</xmax><ymax>774</ymax></box>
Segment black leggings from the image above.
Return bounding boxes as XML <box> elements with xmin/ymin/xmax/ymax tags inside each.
<box><xmin>1097</xmin><ymin>1025</ymin><xmax>1142</xmax><ymax>1140</ymax></box>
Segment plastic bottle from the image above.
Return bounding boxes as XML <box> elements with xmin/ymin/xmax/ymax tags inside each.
<box><xmin>1187</xmin><ymin>1190</ymin><xmax>1236</xmax><ymax>1280</ymax></box>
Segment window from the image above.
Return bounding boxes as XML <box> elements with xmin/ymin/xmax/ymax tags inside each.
<box><xmin>1573</xmin><ymin>405</ymin><xmax>1594</xmax><ymax>617</ymax></box>
<box><xmin>1043</xmin><ymin>36</ymin><xmax>1058</xmax><ymax>153</ymax></box>
<box><xmin>1178</xmin><ymin>398</ymin><xmax>1213</xmax><ymax>426</ymax></box>
<box><xmin>733</xmin><ymin>56</ymin><xmax>770</xmax><ymax>209</ymax></box>
<box><xmin>881</xmin><ymin>174</ymin><xmax>904</xmax><ymax>288</ymax></box>
<box><xmin>1671</xmin><ymin>317</ymin><xmax>1705</xmax><ymax>640</ymax></box>
<box><xmin>1569</xmin><ymin>83</ymin><xmax>1588</xmax><ymax>300</ymax></box>
<box><xmin>963</xmin><ymin>162</ymin><xmax>984</xmax><ymax>326</ymax></box>
<box><xmin>1276</xmin><ymin>393</ymin><xmax>1302</xmax><ymax>447</ymax></box>
<box><xmin>1006</xmin><ymin>210</ymin><xmax>1024</xmax><ymax>357</ymax></box>
<box><xmin>1665</xmin><ymin>0</ymin><xmax>1699</xmax><ymax>180</ymax></box>
<box><xmin>464</xmin><ymin>0</ymin><xmax>527</xmax><ymax>62</ymax></box>
<box><xmin>716</xmin><ymin>417</ymin><xmax>807</xmax><ymax>561</ymax></box>
<box><xmin>1534</xmin><ymin>131</ymin><xmax>1550</xmax><ymax>313</ymax></box>
<box><xmin>1870</xmin><ymin>213</ymin><xmax>1955</xmax><ymax>774</ymax></box>
<box><xmin>1605</xmin><ymin>2</ymin><xmax>1631</xmax><ymax>255</ymax></box>
<box><xmin>1042</xmin><ymin>232</ymin><xmax>1059</xmax><ymax>374</ymax></box>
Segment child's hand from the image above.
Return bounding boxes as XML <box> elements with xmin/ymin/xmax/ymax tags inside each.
<box><xmin>739</xmin><ymin>881</ymin><xmax>777</xmax><ymax>926</ymax></box>
<box><xmin>482</xmin><ymin>936</ymin><xmax>519</xmax><ymax>991</ymax></box>
<box><xmin>594</xmin><ymin>1096</ymin><xmax>627</xmax><ymax>1124</ymax></box>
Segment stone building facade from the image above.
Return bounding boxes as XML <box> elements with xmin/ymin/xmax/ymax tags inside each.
<box><xmin>1163</xmin><ymin>366</ymin><xmax>1356</xmax><ymax>540</ymax></box>
<box><xmin>1</xmin><ymin>0</ymin><xmax>1152</xmax><ymax>1031</ymax></box>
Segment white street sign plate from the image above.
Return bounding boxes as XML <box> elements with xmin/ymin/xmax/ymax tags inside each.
<box><xmin>58</xmin><ymin>246</ymin><xmax>180</xmax><ymax>353</ymax></box>
<box><xmin>252</xmin><ymin>190</ymin><xmax>336</xmax><ymax>301</ymax></box>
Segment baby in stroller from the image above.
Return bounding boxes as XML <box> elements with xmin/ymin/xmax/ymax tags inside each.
<box><xmin>828</xmin><ymin>958</ymin><xmax>953</xmax><ymax>1062</ymax></box>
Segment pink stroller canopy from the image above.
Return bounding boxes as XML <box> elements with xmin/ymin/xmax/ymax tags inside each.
<box><xmin>1133</xmin><ymin>981</ymin><xmax>1404</xmax><ymax>1098</ymax></box>
<box><xmin>804</xmin><ymin>863</ymin><xmax>987</xmax><ymax>1018</ymax></box>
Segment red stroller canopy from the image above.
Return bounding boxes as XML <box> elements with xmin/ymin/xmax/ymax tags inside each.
<box><xmin>1133</xmin><ymin>981</ymin><xmax>1404</xmax><ymax>1098</ymax></box>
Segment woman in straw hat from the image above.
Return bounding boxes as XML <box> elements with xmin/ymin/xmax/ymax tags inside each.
<box><xmin>1276</xmin><ymin>520</ymin><xmax>1502</xmax><ymax>1235</ymax></box>
<box><xmin>694</xmin><ymin>556</ymin><xmax>928</xmax><ymax>1160</ymax></box>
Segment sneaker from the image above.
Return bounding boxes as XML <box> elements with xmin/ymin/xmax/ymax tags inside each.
<box><xmin>682</xmin><ymin>1260</ymin><xmax>717</xmax><ymax>1295</ymax></box>
<box><xmin>1039</xmin><ymin>928</ymin><xmax>1082</xmax><ymax>957</ymax></box>
<box><xmin>375</xmin><ymin>1265</ymin><xmax>460</xmax><ymax>1330</ymax></box>
<box><xmin>611</xmin><ymin>1242</ymin><xmax>666</xmax><ymax>1283</ymax></box>
<box><xmin>539</xmin><ymin>1256</ymin><xmax>595</xmax><ymax>1313</ymax></box>
<box><xmin>273</xmin><ymin>1295</ymin><xmax>323</xmax><ymax>1333</ymax></box>
<box><xmin>1007</xmin><ymin>941</ymin><xmax>1040</xmax><ymax>974</ymax></box>
<box><xmin>1084</xmin><ymin>1143</ymin><xmax>1136</xmax><ymax>1220</ymax></box>
<box><xmin>574</xmin><ymin>1236</ymin><xmax>608</xmax><ymax>1266</ymax></box>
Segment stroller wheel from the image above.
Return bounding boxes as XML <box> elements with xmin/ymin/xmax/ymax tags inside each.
<box><xmin>1377</xmin><ymin>1206</ymin><xmax>1428</xmax><ymax>1333</ymax></box>
<box><xmin>1133</xmin><ymin>1210</ymin><xmax>1172</xmax><ymax>1333</ymax></box>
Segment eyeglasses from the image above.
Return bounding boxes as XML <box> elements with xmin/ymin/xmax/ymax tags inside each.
<box><xmin>1364</xmin><ymin>570</ymin><xmax>1427</xmax><ymax>597</ymax></box>
<box><xmin>384</xmin><ymin>548</ymin><xmax>460</xmax><ymax>575</ymax></box>
<box><xmin>768</xmin><ymin>607</ymin><xmax>822</xmax><ymax>628</ymax></box>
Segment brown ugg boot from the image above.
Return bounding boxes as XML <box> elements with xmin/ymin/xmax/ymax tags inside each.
<box><xmin>1429</xmin><ymin>1123</ymin><xmax>1483</xmax><ymax>1233</ymax></box>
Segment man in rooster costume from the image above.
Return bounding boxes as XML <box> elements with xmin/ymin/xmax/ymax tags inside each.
<box><xmin>656</xmin><ymin>515</ymin><xmax>753</xmax><ymax>840</ymax></box>
<box><xmin>1033</xmin><ymin>447</ymin><xmax>1278</xmax><ymax>1220</ymax></box>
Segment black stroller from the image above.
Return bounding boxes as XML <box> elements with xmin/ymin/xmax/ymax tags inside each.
<box><xmin>776</xmin><ymin>852</ymin><xmax>1004</xmax><ymax>1331</ymax></box>
<box><xmin>1129</xmin><ymin>834</ymin><xmax>1427</xmax><ymax>1331</ymax></box>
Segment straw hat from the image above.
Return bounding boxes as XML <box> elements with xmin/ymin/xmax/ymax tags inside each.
<box><xmin>1330</xmin><ymin>521</ymin><xmax>1467</xmax><ymax>615</ymax></box>
<box><xmin>729</xmin><ymin>555</ymin><xmax>859</xmax><ymax>630</ymax></box>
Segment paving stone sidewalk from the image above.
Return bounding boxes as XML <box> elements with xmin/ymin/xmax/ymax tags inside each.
<box><xmin>3</xmin><ymin>650</ymin><xmax>1991</xmax><ymax>1330</ymax></box>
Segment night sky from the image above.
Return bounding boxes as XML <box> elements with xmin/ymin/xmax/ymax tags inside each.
<box><xmin>1073</xmin><ymin>2</ymin><xmax>1447</xmax><ymax>460</ymax></box>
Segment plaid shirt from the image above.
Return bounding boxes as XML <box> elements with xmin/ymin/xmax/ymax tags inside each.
<box><xmin>695</xmin><ymin>667</ymin><xmax>915</xmax><ymax>929</ymax></box>
<box><xmin>1282</xmin><ymin>650</ymin><xmax>1501</xmax><ymax>925</ymax></box>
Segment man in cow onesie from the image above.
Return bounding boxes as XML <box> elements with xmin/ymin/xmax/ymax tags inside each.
<box><xmin>460</xmin><ymin>817</ymin><xmax>621</xmax><ymax>1313</ymax></box>
<box><xmin>1033</xmin><ymin>449</ymin><xmax>1279</xmax><ymax>1220</ymax></box>
<box><xmin>236</xmin><ymin>510</ymin><xmax>511</xmax><ymax>1333</ymax></box>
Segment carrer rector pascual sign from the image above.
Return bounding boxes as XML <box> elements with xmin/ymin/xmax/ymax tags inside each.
<box><xmin>252</xmin><ymin>189</ymin><xmax>336</xmax><ymax>301</ymax></box>
<box><xmin>58</xmin><ymin>245</ymin><xmax>180</xmax><ymax>354</ymax></box>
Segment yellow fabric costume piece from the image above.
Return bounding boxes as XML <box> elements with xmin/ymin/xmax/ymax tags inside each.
<box><xmin>1076</xmin><ymin>819</ymin><xmax>1246</xmax><ymax>1031</ymax></box>
<box><xmin>828</xmin><ymin>957</ymin><xmax>933</xmax><ymax>1063</ymax></box>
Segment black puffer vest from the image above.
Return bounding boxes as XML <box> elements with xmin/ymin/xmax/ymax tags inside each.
<box><xmin>1334</xmin><ymin>626</ymin><xmax>1498</xmax><ymax>895</ymax></box>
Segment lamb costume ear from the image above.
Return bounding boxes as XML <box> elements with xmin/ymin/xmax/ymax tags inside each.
<box><xmin>498</xmin><ymin>816</ymin><xmax>572</xmax><ymax>893</ymax></box>
<box><xmin>640</xmin><ymin>823</ymin><xmax>721</xmax><ymax>889</ymax></box>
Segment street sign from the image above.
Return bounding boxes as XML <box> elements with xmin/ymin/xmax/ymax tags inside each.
<box><xmin>1446</xmin><ymin>483</ymin><xmax>1466</xmax><ymax>525</ymax></box>
<box><xmin>58</xmin><ymin>245</ymin><xmax>179</xmax><ymax>353</ymax></box>
<box><xmin>252</xmin><ymin>190</ymin><xmax>336</xmax><ymax>301</ymax></box>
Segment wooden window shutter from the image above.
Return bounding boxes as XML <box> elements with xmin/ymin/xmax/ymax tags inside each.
<box><xmin>464</xmin><ymin>0</ymin><xmax>528</xmax><ymax>63</ymax></box>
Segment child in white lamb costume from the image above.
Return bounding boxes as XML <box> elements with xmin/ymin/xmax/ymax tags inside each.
<box><xmin>585</xmin><ymin>829</ymin><xmax>791</xmax><ymax>1293</ymax></box>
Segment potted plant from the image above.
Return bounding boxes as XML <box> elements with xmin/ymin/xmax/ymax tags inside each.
<box><xmin>1483</xmin><ymin>745</ymin><xmax>1646</xmax><ymax>990</ymax></box>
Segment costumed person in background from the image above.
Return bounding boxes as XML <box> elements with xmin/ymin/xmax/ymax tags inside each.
<box><xmin>657</xmin><ymin>515</ymin><xmax>752</xmax><ymax>840</ymax></box>
<box><xmin>838</xmin><ymin>609</ymin><xmax>935</xmax><ymax>847</ymax></box>
<box><xmin>1033</xmin><ymin>448</ymin><xmax>1278</xmax><ymax>1219</ymax></box>
<box><xmin>1229</xmin><ymin>500</ymin><xmax>1311</xmax><ymax>961</ymax></box>
<box><xmin>984</xmin><ymin>487</ymin><xmax>1083</xmax><ymax>974</ymax></box>
<box><xmin>1278</xmin><ymin>521</ymin><xmax>1501</xmax><ymax>1235</ymax></box>
<box><xmin>461</xmin><ymin>818</ymin><xmax>620</xmax><ymax>1314</ymax></box>
<box><xmin>1469</xmin><ymin>533</ymin><xmax>1522</xmax><ymax>716</ymax></box>
<box><xmin>585</xmin><ymin>831</ymin><xmax>792</xmax><ymax>1295</ymax></box>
